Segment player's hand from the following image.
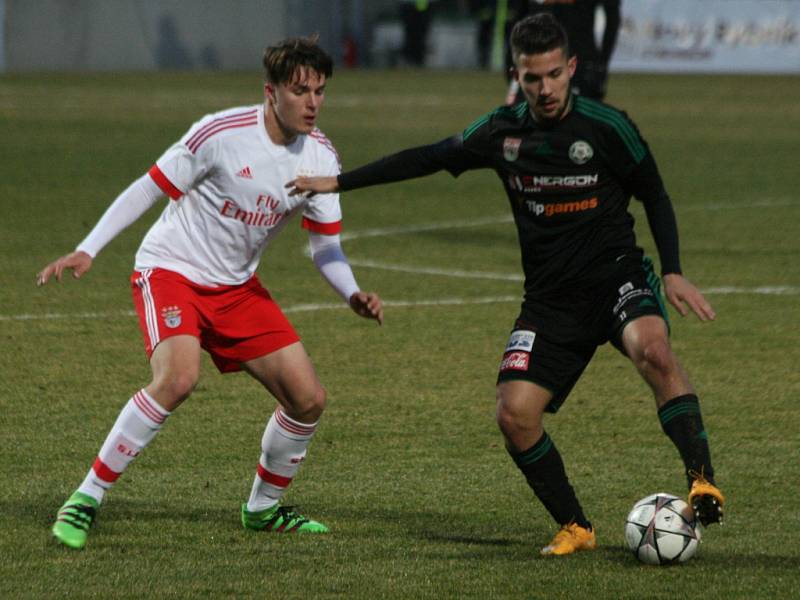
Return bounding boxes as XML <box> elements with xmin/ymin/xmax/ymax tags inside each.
<box><xmin>36</xmin><ymin>251</ymin><xmax>93</xmax><ymax>286</ymax></box>
<box><xmin>285</xmin><ymin>176</ymin><xmax>339</xmax><ymax>197</ymax></box>
<box><xmin>349</xmin><ymin>291</ymin><xmax>384</xmax><ymax>325</ymax></box>
<box><xmin>663</xmin><ymin>273</ymin><xmax>715</xmax><ymax>322</ymax></box>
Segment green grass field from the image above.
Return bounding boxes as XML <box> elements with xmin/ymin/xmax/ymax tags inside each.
<box><xmin>1</xmin><ymin>69</ymin><xmax>799</xmax><ymax>599</ymax></box>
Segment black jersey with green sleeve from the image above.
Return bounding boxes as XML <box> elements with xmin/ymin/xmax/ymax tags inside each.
<box><xmin>337</xmin><ymin>95</ymin><xmax>681</xmax><ymax>300</ymax></box>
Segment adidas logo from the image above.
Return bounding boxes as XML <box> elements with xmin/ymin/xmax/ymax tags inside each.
<box><xmin>236</xmin><ymin>166</ymin><xmax>253</xmax><ymax>179</ymax></box>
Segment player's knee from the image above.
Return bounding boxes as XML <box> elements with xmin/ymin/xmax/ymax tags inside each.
<box><xmin>168</xmin><ymin>372</ymin><xmax>199</xmax><ymax>402</ymax></box>
<box><xmin>495</xmin><ymin>391</ymin><xmax>525</xmax><ymax>435</ymax></box>
<box><xmin>290</xmin><ymin>384</ymin><xmax>326</xmax><ymax>423</ymax></box>
<box><xmin>639</xmin><ymin>339</ymin><xmax>675</xmax><ymax>376</ymax></box>
<box><xmin>151</xmin><ymin>369</ymin><xmax>198</xmax><ymax>406</ymax></box>
<box><xmin>311</xmin><ymin>384</ymin><xmax>327</xmax><ymax>415</ymax></box>
<box><xmin>495</xmin><ymin>403</ymin><xmax>517</xmax><ymax>436</ymax></box>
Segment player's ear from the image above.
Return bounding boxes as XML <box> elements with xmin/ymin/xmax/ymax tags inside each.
<box><xmin>510</xmin><ymin>66</ymin><xmax>520</xmax><ymax>82</ymax></box>
<box><xmin>264</xmin><ymin>82</ymin><xmax>276</xmax><ymax>105</ymax></box>
<box><xmin>567</xmin><ymin>55</ymin><xmax>577</xmax><ymax>78</ymax></box>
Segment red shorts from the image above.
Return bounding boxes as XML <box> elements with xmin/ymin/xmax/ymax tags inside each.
<box><xmin>131</xmin><ymin>268</ymin><xmax>300</xmax><ymax>373</ymax></box>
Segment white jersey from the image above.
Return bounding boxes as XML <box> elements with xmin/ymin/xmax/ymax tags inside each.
<box><xmin>136</xmin><ymin>104</ymin><xmax>342</xmax><ymax>286</ymax></box>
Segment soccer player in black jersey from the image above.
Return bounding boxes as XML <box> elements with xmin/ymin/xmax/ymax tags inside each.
<box><xmin>287</xmin><ymin>13</ymin><xmax>725</xmax><ymax>556</ymax></box>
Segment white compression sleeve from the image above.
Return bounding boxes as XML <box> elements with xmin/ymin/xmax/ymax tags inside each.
<box><xmin>308</xmin><ymin>232</ymin><xmax>360</xmax><ymax>302</ymax></box>
<box><xmin>76</xmin><ymin>174</ymin><xmax>163</xmax><ymax>258</ymax></box>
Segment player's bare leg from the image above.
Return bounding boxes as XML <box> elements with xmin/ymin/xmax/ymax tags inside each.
<box><xmin>239</xmin><ymin>342</ymin><xmax>329</xmax><ymax>533</ymax></box>
<box><xmin>622</xmin><ymin>316</ymin><xmax>724</xmax><ymax>525</ymax></box>
<box><xmin>243</xmin><ymin>341</ymin><xmax>326</xmax><ymax>423</ymax></box>
<box><xmin>621</xmin><ymin>316</ymin><xmax>692</xmax><ymax>405</ymax></box>
<box><xmin>53</xmin><ymin>335</ymin><xmax>201</xmax><ymax>548</ymax></box>
<box><xmin>496</xmin><ymin>380</ymin><xmax>595</xmax><ymax>555</ymax></box>
<box><xmin>145</xmin><ymin>335</ymin><xmax>202</xmax><ymax>411</ymax></box>
<box><xmin>496</xmin><ymin>380</ymin><xmax>550</xmax><ymax>452</ymax></box>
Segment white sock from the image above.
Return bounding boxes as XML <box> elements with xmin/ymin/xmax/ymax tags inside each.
<box><xmin>77</xmin><ymin>389</ymin><xmax>170</xmax><ymax>504</ymax></box>
<box><xmin>246</xmin><ymin>409</ymin><xmax>317</xmax><ymax>512</ymax></box>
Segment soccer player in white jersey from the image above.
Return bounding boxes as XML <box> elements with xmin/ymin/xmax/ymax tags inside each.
<box><xmin>37</xmin><ymin>36</ymin><xmax>383</xmax><ymax>549</ymax></box>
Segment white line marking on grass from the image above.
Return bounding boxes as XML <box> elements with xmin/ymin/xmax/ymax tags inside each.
<box><xmin>0</xmin><ymin>296</ymin><xmax>521</xmax><ymax>322</ymax></box>
<box><xmin>283</xmin><ymin>296</ymin><xmax>521</xmax><ymax>313</ymax></box>
<box><xmin>340</xmin><ymin>215</ymin><xmax>513</xmax><ymax>242</ymax></box>
<box><xmin>7</xmin><ymin>205</ymin><xmax>795</xmax><ymax>324</ymax></box>
<box><xmin>703</xmin><ymin>286</ymin><xmax>800</xmax><ymax>295</ymax></box>
<box><xmin>338</xmin><ymin>205</ymin><xmax>796</xmax><ymax>283</ymax></box>
<box><xmin>3</xmin><ymin>287</ymin><xmax>797</xmax><ymax>323</ymax></box>
<box><xmin>681</xmin><ymin>198</ymin><xmax>797</xmax><ymax>211</ymax></box>
<box><xmin>347</xmin><ymin>259</ymin><xmax>522</xmax><ymax>281</ymax></box>
<box><xmin>0</xmin><ymin>310</ymin><xmax>138</xmax><ymax>322</ymax></box>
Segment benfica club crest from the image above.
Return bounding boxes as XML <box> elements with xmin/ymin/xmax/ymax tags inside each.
<box><xmin>503</xmin><ymin>137</ymin><xmax>522</xmax><ymax>162</ymax></box>
<box><xmin>161</xmin><ymin>305</ymin><xmax>182</xmax><ymax>329</ymax></box>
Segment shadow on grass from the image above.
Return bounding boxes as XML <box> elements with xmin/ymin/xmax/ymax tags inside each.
<box><xmin>21</xmin><ymin>496</ymin><xmax>800</xmax><ymax>571</ymax></box>
<box><xmin>600</xmin><ymin>543</ymin><xmax>800</xmax><ymax>570</ymax></box>
<box><xmin>322</xmin><ymin>503</ymin><xmax>530</xmax><ymax>551</ymax></box>
<box><xmin>18</xmin><ymin>493</ymin><xmax>234</xmax><ymax>531</ymax></box>
<box><xmin>106</xmin><ymin>497</ymin><xmax>234</xmax><ymax>522</ymax></box>
<box><xmin>419</xmin><ymin>531</ymin><xmax>516</xmax><ymax>547</ymax></box>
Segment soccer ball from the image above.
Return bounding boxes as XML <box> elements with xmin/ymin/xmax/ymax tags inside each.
<box><xmin>624</xmin><ymin>493</ymin><xmax>701</xmax><ymax>565</ymax></box>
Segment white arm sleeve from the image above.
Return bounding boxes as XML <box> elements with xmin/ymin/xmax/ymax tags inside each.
<box><xmin>76</xmin><ymin>174</ymin><xmax>164</xmax><ymax>258</ymax></box>
<box><xmin>308</xmin><ymin>232</ymin><xmax>360</xmax><ymax>302</ymax></box>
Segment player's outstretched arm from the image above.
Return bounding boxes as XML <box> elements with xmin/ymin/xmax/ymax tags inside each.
<box><xmin>286</xmin><ymin>176</ymin><xmax>339</xmax><ymax>197</ymax></box>
<box><xmin>349</xmin><ymin>291</ymin><xmax>384</xmax><ymax>325</ymax></box>
<box><xmin>287</xmin><ymin>136</ymin><xmax>475</xmax><ymax>198</ymax></box>
<box><xmin>37</xmin><ymin>251</ymin><xmax>93</xmax><ymax>286</ymax></box>
<box><xmin>663</xmin><ymin>273</ymin><xmax>716</xmax><ymax>322</ymax></box>
<box><xmin>36</xmin><ymin>174</ymin><xmax>164</xmax><ymax>287</ymax></box>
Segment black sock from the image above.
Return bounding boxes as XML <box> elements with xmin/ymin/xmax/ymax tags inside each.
<box><xmin>510</xmin><ymin>432</ymin><xmax>590</xmax><ymax>529</ymax></box>
<box><xmin>658</xmin><ymin>394</ymin><xmax>715</xmax><ymax>488</ymax></box>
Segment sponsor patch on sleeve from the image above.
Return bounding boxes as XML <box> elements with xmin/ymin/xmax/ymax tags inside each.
<box><xmin>618</xmin><ymin>281</ymin><xmax>634</xmax><ymax>296</ymax></box>
<box><xmin>505</xmin><ymin>330</ymin><xmax>536</xmax><ymax>353</ymax></box>
<box><xmin>500</xmin><ymin>351</ymin><xmax>530</xmax><ymax>372</ymax></box>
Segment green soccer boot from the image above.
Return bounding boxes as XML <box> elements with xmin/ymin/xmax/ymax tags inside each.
<box><xmin>241</xmin><ymin>503</ymin><xmax>328</xmax><ymax>533</ymax></box>
<box><xmin>52</xmin><ymin>491</ymin><xmax>99</xmax><ymax>549</ymax></box>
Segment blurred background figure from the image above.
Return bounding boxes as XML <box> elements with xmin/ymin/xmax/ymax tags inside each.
<box><xmin>155</xmin><ymin>14</ymin><xmax>194</xmax><ymax>70</ymax></box>
<box><xmin>400</xmin><ymin>0</ymin><xmax>436</xmax><ymax>66</ymax></box>
<box><xmin>472</xmin><ymin>0</ymin><xmax>499</xmax><ymax>69</ymax></box>
<box><xmin>505</xmin><ymin>0</ymin><xmax>621</xmax><ymax>104</ymax></box>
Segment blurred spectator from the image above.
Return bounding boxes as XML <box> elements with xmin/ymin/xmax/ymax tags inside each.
<box><xmin>400</xmin><ymin>0</ymin><xmax>435</xmax><ymax>66</ymax></box>
<box><xmin>472</xmin><ymin>0</ymin><xmax>496</xmax><ymax>68</ymax></box>
<box><xmin>473</xmin><ymin>0</ymin><xmax>528</xmax><ymax>70</ymax></box>
<box><xmin>155</xmin><ymin>14</ymin><xmax>193</xmax><ymax>70</ymax></box>
<box><xmin>505</xmin><ymin>0</ymin><xmax>621</xmax><ymax>103</ymax></box>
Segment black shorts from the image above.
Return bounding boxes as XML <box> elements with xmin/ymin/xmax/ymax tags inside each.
<box><xmin>496</xmin><ymin>256</ymin><xmax>668</xmax><ymax>413</ymax></box>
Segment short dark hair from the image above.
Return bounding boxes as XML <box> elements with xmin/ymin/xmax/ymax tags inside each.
<box><xmin>510</xmin><ymin>13</ymin><xmax>571</xmax><ymax>62</ymax></box>
<box><xmin>263</xmin><ymin>35</ymin><xmax>333</xmax><ymax>84</ymax></box>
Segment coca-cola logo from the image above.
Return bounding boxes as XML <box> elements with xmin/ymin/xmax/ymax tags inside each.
<box><xmin>500</xmin><ymin>351</ymin><xmax>529</xmax><ymax>372</ymax></box>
